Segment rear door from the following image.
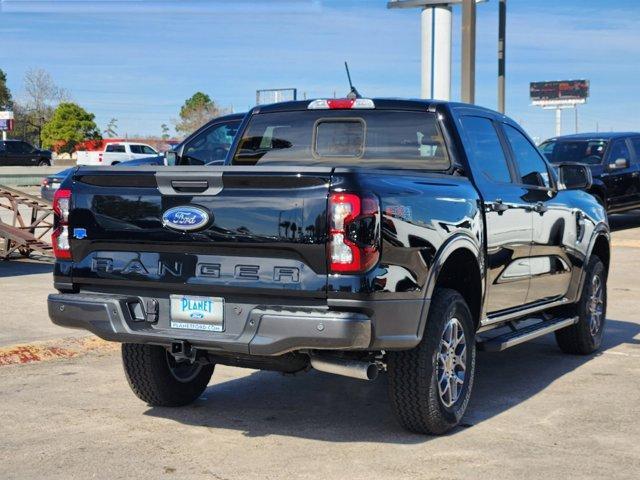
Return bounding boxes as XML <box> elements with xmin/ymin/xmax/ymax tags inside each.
<box><xmin>6</xmin><ymin>141</ymin><xmax>34</xmax><ymax>166</ymax></box>
<box><xmin>68</xmin><ymin>166</ymin><xmax>331</xmax><ymax>300</ymax></box>
<box><xmin>104</xmin><ymin>143</ymin><xmax>128</xmax><ymax>163</ymax></box>
<box><xmin>458</xmin><ymin>115</ymin><xmax>533</xmax><ymax>314</ymax></box>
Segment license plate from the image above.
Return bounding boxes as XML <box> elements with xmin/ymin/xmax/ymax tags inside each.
<box><xmin>170</xmin><ymin>295</ymin><xmax>224</xmax><ymax>332</ymax></box>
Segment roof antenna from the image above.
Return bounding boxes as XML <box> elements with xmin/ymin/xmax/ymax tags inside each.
<box><xmin>344</xmin><ymin>62</ymin><xmax>362</xmax><ymax>99</ymax></box>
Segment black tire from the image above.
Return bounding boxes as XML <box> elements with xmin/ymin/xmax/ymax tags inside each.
<box><xmin>388</xmin><ymin>288</ymin><xmax>476</xmax><ymax>435</ymax></box>
<box><xmin>555</xmin><ymin>256</ymin><xmax>607</xmax><ymax>355</ymax></box>
<box><xmin>38</xmin><ymin>160</ymin><xmax>50</xmax><ymax>166</ymax></box>
<box><xmin>121</xmin><ymin>343</ymin><xmax>214</xmax><ymax>407</ymax></box>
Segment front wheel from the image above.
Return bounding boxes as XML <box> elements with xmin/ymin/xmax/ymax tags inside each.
<box><xmin>121</xmin><ymin>343</ymin><xmax>214</xmax><ymax>407</ymax></box>
<box><xmin>555</xmin><ymin>256</ymin><xmax>607</xmax><ymax>355</ymax></box>
<box><xmin>388</xmin><ymin>288</ymin><xmax>476</xmax><ymax>435</ymax></box>
<box><xmin>38</xmin><ymin>160</ymin><xmax>50</xmax><ymax>166</ymax></box>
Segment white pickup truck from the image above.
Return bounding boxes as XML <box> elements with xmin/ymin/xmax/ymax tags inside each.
<box><xmin>76</xmin><ymin>142</ymin><xmax>159</xmax><ymax>166</ymax></box>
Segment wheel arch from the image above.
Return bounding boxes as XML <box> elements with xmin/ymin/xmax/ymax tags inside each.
<box><xmin>421</xmin><ymin>235</ymin><xmax>484</xmax><ymax>335</ymax></box>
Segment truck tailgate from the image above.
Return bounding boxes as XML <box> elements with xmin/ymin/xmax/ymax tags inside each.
<box><xmin>68</xmin><ymin>166</ymin><xmax>331</xmax><ymax>299</ymax></box>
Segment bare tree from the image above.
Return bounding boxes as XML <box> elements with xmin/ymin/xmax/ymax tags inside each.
<box><xmin>23</xmin><ymin>68</ymin><xmax>69</xmax><ymax>114</ymax></box>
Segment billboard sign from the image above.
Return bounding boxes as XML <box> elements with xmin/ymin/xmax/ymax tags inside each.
<box><xmin>0</xmin><ymin>111</ymin><xmax>14</xmax><ymax>120</ymax></box>
<box><xmin>0</xmin><ymin>119</ymin><xmax>13</xmax><ymax>131</ymax></box>
<box><xmin>530</xmin><ymin>80</ymin><xmax>589</xmax><ymax>106</ymax></box>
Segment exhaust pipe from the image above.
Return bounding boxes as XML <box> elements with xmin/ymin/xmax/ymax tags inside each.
<box><xmin>310</xmin><ymin>355</ymin><xmax>379</xmax><ymax>381</ymax></box>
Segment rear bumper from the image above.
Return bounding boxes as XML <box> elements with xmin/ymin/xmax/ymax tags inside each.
<box><xmin>48</xmin><ymin>293</ymin><xmax>372</xmax><ymax>356</ymax></box>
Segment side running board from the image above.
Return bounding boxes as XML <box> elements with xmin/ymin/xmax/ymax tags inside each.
<box><xmin>478</xmin><ymin>316</ymin><xmax>579</xmax><ymax>352</ymax></box>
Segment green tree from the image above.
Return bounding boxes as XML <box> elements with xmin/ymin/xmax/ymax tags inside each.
<box><xmin>41</xmin><ymin>102</ymin><xmax>101</xmax><ymax>154</ymax></box>
<box><xmin>161</xmin><ymin>123</ymin><xmax>170</xmax><ymax>140</ymax></box>
<box><xmin>104</xmin><ymin>118</ymin><xmax>118</xmax><ymax>137</ymax></box>
<box><xmin>0</xmin><ymin>69</ymin><xmax>12</xmax><ymax>108</ymax></box>
<box><xmin>175</xmin><ymin>92</ymin><xmax>221</xmax><ymax>135</ymax></box>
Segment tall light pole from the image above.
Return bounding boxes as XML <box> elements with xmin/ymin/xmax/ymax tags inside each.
<box><xmin>388</xmin><ymin>0</ymin><xmax>482</xmax><ymax>103</ymax></box>
<box><xmin>460</xmin><ymin>0</ymin><xmax>476</xmax><ymax>103</ymax></box>
<box><xmin>497</xmin><ymin>0</ymin><xmax>507</xmax><ymax>113</ymax></box>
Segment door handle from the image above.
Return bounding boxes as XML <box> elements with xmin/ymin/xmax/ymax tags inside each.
<box><xmin>533</xmin><ymin>202</ymin><xmax>548</xmax><ymax>214</ymax></box>
<box><xmin>488</xmin><ymin>199</ymin><xmax>509</xmax><ymax>213</ymax></box>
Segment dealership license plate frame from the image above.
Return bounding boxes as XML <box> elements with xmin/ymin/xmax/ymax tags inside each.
<box><xmin>169</xmin><ymin>294</ymin><xmax>225</xmax><ymax>332</ymax></box>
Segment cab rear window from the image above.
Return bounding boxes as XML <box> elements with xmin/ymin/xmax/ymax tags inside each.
<box><xmin>233</xmin><ymin>110</ymin><xmax>450</xmax><ymax>170</ymax></box>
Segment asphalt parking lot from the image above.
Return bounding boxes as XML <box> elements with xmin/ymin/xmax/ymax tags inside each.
<box><xmin>1</xmin><ymin>213</ymin><xmax>640</xmax><ymax>480</ymax></box>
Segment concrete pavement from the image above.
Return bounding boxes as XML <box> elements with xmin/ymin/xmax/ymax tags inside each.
<box><xmin>0</xmin><ymin>212</ymin><xmax>639</xmax><ymax>479</ymax></box>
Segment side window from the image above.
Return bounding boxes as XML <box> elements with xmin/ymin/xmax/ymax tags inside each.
<box><xmin>129</xmin><ymin>145</ymin><xmax>143</xmax><ymax>154</ymax></box>
<box><xmin>460</xmin><ymin>116</ymin><xmax>512</xmax><ymax>184</ymax></box>
<box><xmin>609</xmin><ymin>139</ymin><xmax>631</xmax><ymax>165</ymax></box>
<box><xmin>17</xmin><ymin>142</ymin><xmax>33</xmax><ymax>154</ymax></box>
<box><xmin>182</xmin><ymin>121</ymin><xmax>239</xmax><ymax>165</ymax></box>
<box><xmin>106</xmin><ymin>144</ymin><xmax>125</xmax><ymax>153</ymax></box>
<box><xmin>539</xmin><ymin>141</ymin><xmax>555</xmax><ymax>162</ymax></box>
<box><xmin>503</xmin><ymin>124</ymin><xmax>550</xmax><ymax>188</ymax></box>
<box><xmin>6</xmin><ymin>142</ymin><xmax>20</xmax><ymax>154</ymax></box>
<box><xmin>142</xmin><ymin>145</ymin><xmax>157</xmax><ymax>155</ymax></box>
<box><xmin>630</xmin><ymin>138</ymin><xmax>640</xmax><ymax>164</ymax></box>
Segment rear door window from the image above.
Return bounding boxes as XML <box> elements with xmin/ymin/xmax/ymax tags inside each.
<box><xmin>233</xmin><ymin>110</ymin><xmax>450</xmax><ymax>170</ymax></box>
<box><xmin>459</xmin><ymin>116</ymin><xmax>512</xmax><ymax>184</ymax></box>
<box><xmin>129</xmin><ymin>145</ymin><xmax>144</xmax><ymax>154</ymax></box>
<box><xmin>106</xmin><ymin>144</ymin><xmax>126</xmax><ymax>153</ymax></box>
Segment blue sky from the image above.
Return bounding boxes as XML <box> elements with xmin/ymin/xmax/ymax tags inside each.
<box><xmin>1</xmin><ymin>0</ymin><xmax>639</xmax><ymax>141</ymax></box>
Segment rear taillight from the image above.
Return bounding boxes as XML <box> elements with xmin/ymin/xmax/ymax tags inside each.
<box><xmin>41</xmin><ymin>178</ymin><xmax>49</xmax><ymax>187</ymax></box>
<box><xmin>328</xmin><ymin>192</ymin><xmax>380</xmax><ymax>273</ymax></box>
<box><xmin>52</xmin><ymin>188</ymin><xmax>72</xmax><ymax>260</ymax></box>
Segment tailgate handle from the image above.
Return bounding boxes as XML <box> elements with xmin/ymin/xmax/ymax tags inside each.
<box><xmin>156</xmin><ymin>171</ymin><xmax>223</xmax><ymax>196</ymax></box>
<box><xmin>171</xmin><ymin>180</ymin><xmax>208</xmax><ymax>192</ymax></box>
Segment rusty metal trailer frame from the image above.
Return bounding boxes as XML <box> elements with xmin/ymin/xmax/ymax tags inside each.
<box><xmin>0</xmin><ymin>185</ymin><xmax>54</xmax><ymax>259</ymax></box>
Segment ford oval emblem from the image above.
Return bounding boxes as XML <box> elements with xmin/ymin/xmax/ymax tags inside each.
<box><xmin>162</xmin><ymin>206</ymin><xmax>210</xmax><ymax>232</ymax></box>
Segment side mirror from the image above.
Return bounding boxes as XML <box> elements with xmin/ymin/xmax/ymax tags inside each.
<box><xmin>608</xmin><ymin>158</ymin><xmax>629</xmax><ymax>170</ymax></box>
<box><xmin>558</xmin><ymin>162</ymin><xmax>593</xmax><ymax>191</ymax></box>
<box><xmin>164</xmin><ymin>150</ymin><xmax>177</xmax><ymax>166</ymax></box>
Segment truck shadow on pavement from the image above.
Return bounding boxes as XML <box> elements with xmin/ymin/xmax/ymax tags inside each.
<box><xmin>0</xmin><ymin>258</ymin><xmax>54</xmax><ymax>277</ymax></box>
<box><xmin>145</xmin><ymin>318</ymin><xmax>639</xmax><ymax>443</ymax></box>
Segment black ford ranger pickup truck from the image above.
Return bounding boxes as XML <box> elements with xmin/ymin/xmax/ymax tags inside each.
<box><xmin>48</xmin><ymin>98</ymin><xmax>610</xmax><ymax>434</ymax></box>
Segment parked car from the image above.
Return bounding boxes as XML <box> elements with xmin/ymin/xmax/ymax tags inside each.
<box><xmin>540</xmin><ymin>132</ymin><xmax>640</xmax><ymax>213</ymax></box>
<box><xmin>167</xmin><ymin>112</ymin><xmax>245</xmax><ymax>165</ymax></box>
<box><xmin>117</xmin><ymin>112</ymin><xmax>246</xmax><ymax>167</ymax></box>
<box><xmin>41</xmin><ymin>167</ymin><xmax>73</xmax><ymax>202</ymax></box>
<box><xmin>0</xmin><ymin>140</ymin><xmax>52</xmax><ymax>166</ymax></box>
<box><xmin>48</xmin><ymin>98</ymin><xmax>609</xmax><ymax>435</ymax></box>
<box><xmin>76</xmin><ymin>141</ymin><xmax>159</xmax><ymax>166</ymax></box>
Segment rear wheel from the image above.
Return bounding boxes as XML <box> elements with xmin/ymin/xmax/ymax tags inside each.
<box><xmin>38</xmin><ymin>160</ymin><xmax>50</xmax><ymax>166</ymax></box>
<box><xmin>555</xmin><ymin>256</ymin><xmax>607</xmax><ymax>355</ymax></box>
<box><xmin>388</xmin><ymin>288</ymin><xmax>476</xmax><ymax>435</ymax></box>
<box><xmin>121</xmin><ymin>343</ymin><xmax>214</xmax><ymax>406</ymax></box>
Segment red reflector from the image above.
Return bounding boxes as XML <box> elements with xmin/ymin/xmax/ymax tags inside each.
<box><xmin>327</xmin><ymin>99</ymin><xmax>355</xmax><ymax>109</ymax></box>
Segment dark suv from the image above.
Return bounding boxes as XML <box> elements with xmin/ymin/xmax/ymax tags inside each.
<box><xmin>540</xmin><ymin>132</ymin><xmax>640</xmax><ymax>213</ymax></box>
<box><xmin>0</xmin><ymin>140</ymin><xmax>52</xmax><ymax>166</ymax></box>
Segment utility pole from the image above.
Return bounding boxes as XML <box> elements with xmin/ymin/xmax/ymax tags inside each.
<box><xmin>461</xmin><ymin>0</ymin><xmax>476</xmax><ymax>103</ymax></box>
<box><xmin>497</xmin><ymin>0</ymin><xmax>506</xmax><ymax>113</ymax></box>
<box><xmin>574</xmin><ymin>106</ymin><xmax>579</xmax><ymax>133</ymax></box>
